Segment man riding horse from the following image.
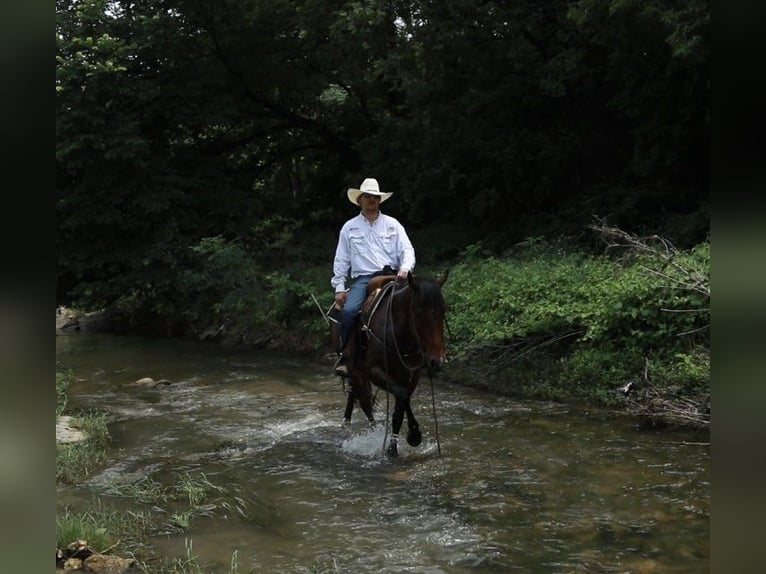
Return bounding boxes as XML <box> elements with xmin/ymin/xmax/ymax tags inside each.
<box><xmin>330</xmin><ymin>178</ymin><xmax>416</xmax><ymax>376</ymax></box>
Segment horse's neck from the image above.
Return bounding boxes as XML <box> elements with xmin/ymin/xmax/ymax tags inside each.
<box><xmin>387</xmin><ymin>287</ymin><xmax>419</xmax><ymax>340</ymax></box>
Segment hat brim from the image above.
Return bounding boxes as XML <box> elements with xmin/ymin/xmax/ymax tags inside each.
<box><xmin>347</xmin><ymin>189</ymin><xmax>393</xmax><ymax>205</ymax></box>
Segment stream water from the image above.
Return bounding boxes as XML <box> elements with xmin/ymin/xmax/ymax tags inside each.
<box><xmin>56</xmin><ymin>333</ymin><xmax>709</xmax><ymax>573</ymax></box>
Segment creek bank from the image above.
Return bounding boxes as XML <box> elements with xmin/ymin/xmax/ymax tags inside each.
<box><xmin>57</xmin><ymin>426</ymin><xmax>138</xmax><ymax>573</ymax></box>
<box><xmin>56</xmin><ymin>306</ymin><xmax>272</xmax><ymax>351</ymax></box>
<box><xmin>442</xmin><ymin>364</ymin><xmax>710</xmax><ymax>432</ymax></box>
<box><xmin>56</xmin><ymin>306</ymin><xmax>113</xmax><ymax>334</ymax></box>
<box><xmin>56</xmin><ymin>374</ymin><xmax>168</xmax><ymax>572</ymax></box>
<box><xmin>55</xmin><ymin>307</ymin><xmax>709</xmax><ymax>431</ymax></box>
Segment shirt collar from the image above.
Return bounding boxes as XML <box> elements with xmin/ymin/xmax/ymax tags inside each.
<box><xmin>358</xmin><ymin>211</ymin><xmax>382</xmax><ymax>225</ymax></box>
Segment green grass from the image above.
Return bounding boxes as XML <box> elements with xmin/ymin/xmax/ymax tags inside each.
<box><xmin>56</xmin><ymin>504</ymin><xmax>152</xmax><ymax>553</ymax></box>
<box><xmin>57</xmin><ymin>508</ymin><xmax>243</xmax><ymax>574</ymax></box>
<box><xmin>57</xmin><ymin>508</ymin><xmax>113</xmax><ymax>552</ymax></box>
<box><xmin>58</xmin><ymin>471</ymin><xmax>249</xmax><ymax>573</ymax></box>
<box><xmin>56</xmin><ymin>372</ymin><xmax>250</xmax><ymax>572</ymax></box>
<box><xmin>57</xmin><ymin>370</ymin><xmax>113</xmax><ymax>484</ymax></box>
<box><xmin>56</xmin><ymin>410</ymin><xmax>111</xmax><ymax>484</ymax></box>
<box><xmin>56</xmin><ymin>371</ymin><xmax>71</xmax><ymax>416</ymax></box>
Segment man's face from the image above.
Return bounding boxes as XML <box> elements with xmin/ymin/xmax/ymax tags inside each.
<box><xmin>360</xmin><ymin>193</ymin><xmax>381</xmax><ymax>208</ymax></box>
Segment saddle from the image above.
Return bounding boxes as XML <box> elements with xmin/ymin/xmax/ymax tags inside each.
<box><xmin>359</xmin><ymin>275</ymin><xmax>404</xmax><ymax>333</ymax></box>
<box><xmin>362</xmin><ymin>275</ymin><xmax>397</xmax><ymax>322</ymax></box>
<box><xmin>327</xmin><ymin>275</ymin><xmax>397</xmax><ymax>353</ymax></box>
<box><xmin>366</xmin><ymin>274</ymin><xmax>397</xmax><ymax>296</ymax></box>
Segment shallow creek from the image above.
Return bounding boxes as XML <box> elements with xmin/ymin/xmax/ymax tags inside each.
<box><xmin>56</xmin><ymin>333</ymin><xmax>709</xmax><ymax>573</ymax></box>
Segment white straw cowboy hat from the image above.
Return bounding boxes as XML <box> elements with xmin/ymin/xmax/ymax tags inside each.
<box><xmin>347</xmin><ymin>178</ymin><xmax>393</xmax><ymax>205</ymax></box>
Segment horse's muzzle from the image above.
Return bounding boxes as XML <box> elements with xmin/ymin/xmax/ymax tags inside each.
<box><xmin>427</xmin><ymin>358</ymin><xmax>443</xmax><ymax>376</ymax></box>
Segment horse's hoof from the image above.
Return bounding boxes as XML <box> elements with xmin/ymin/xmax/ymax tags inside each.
<box><xmin>387</xmin><ymin>443</ymin><xmax>399</xmax><ymax>457</ymax></box>
<box><xmin>407</xmin><ymin>427</ymin><xmax>422</xmax><ymax>447</ymax></box>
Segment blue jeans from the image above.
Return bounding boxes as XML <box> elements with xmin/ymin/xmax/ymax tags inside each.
<box><xmin>339</xmin><ymin>274</ymin><xmax>373</xmax><ymax>352</ymax></box>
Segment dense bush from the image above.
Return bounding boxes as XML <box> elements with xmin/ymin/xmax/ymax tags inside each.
<box><xmin>87</xmin><ymin>222</ymin><xmax>334</xmax><ymax>348</ymax></box>
<box><xmin>173</xmin><ymin>235</ymin><xmax>330</xmax><ymax>349</ymax></box>
<box><xmin>442</xmin><ymin>239</ymin><xmax>709</xmax><ymax>413</ymax></box>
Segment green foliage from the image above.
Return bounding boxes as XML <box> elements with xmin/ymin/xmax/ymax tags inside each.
<box><xmin>557</xmin><ymin>347</ymin><xmax>643</xmax><ymax>405</ymax></box>
<box><xmin>447</xmin><ymin>245</ymin><xmax>606</xmax><ymax>347</ymax></box>
<box><xmin>56</xmin><ymin>371</ymin><xmax>72</xmax><ymax>416</ymax></box>
<box><xmin>442</xmin><ymin>238</ymin><xmax>709</xmax><ymax>409</ymax></box>
<box><xmin>56</xmin><ymin>411</ymin><xmax>111</xmax><ymax>485</ymax></box>
<box><xmin>647</xmin><ymin>347</ymin><xmax>710</xmax><ymax>396</ymax></box>
<box><xmin>57</xmin><ymin>0</ymin><xmax>709</xmax><ymax>311</ymax></box>
<box><xmin>180</xmin><ymin>236</ymin><xmax>261</xmax><ymax>326</ymax></box>
<box><xmin>446</xmin><ymin>239</ymin><xmax>708</xmax><ymax>357</ymax></box>
<box><xmin>57</xmin><ymin>507</ymin><xmax>118</xmax><ymax>552</ymax></box>
<box><xmin>183</xmin><ymin>233</ymin><xmax>326</xmax><ymax>345</ymax></box>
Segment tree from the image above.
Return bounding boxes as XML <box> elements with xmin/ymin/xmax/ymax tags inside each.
<box><xmin>57</xmin><ymin>0</ymin><xmax>709</xmax><ymax>323</ymax></box>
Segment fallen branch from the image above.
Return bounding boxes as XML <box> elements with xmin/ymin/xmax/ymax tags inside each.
<box><xmin>588</xmin><ymin>218</ymin><xmax>710</xmax><ymax>298</ymax></box>
<box><xmin>626</xmin><ymin>356</ymin><xmax>710</xmax><ymax>428</ymax></box>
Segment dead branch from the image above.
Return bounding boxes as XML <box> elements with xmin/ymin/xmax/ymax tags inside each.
<box><xmin>627</xmin><ymin>356</ymin><xmax>710</xmax><ymax>428</ymax></box>
<box><xmin>588</xmin><ymin>218</ymin><xmax>710</xmax><ymax>299</ymax></box>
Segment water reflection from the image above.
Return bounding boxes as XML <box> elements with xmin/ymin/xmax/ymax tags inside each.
<box><xmin>57</xmin><ymin>333</ymin><xmax>709</xmax><ymax>573</ymax></box>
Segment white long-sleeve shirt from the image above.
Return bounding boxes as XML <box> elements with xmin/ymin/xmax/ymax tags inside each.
<box><xmin>331</xmin><ymin>212</ymin><xmax>416</xmax><ymax>293</ymax></box>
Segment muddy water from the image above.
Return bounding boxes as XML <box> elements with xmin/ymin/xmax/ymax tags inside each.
<box><xmin>56</xmin><ymin>333</ymin><xmax>709</xmax><ymax>573</ymax></box>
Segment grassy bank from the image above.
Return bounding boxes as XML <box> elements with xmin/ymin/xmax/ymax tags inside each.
<box><xmin>56</xmin><ymin>371</ymin><xmax>248</xmax><ymax>573</ymax></box>
<box><xmin>56</xmin><ymin>371</ymin><xmax>112</xmax><ymax>484</ymax></box>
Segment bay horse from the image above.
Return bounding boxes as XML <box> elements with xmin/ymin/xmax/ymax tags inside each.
<box><xmin>341</xmin><ymin>270</ymin><xmax>448</xmax><ymax>457</ymax></box>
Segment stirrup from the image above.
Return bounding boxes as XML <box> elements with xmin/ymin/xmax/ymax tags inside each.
<box><xmin>334</xmin><ymin>355</ymin><xmax>348</xmax><ymax>377</ymax></box>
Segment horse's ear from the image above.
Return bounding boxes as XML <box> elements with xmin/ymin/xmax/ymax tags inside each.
<box><xmin>437</xmin><ymin>268</ymin><xmax>450</xmax><ymax>286</ymax></box>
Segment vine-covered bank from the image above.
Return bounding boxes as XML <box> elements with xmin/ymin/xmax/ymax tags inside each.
<box><xmin>443</xmin><ymin>226</ymin><xmax>709</xmax><ymax>429</ymax></box>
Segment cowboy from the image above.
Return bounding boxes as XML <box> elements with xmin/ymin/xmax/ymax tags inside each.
<box><xmin>331</xmin><ymin>178</ymin><xmax>416</xmax><ymax>376</ymax></box>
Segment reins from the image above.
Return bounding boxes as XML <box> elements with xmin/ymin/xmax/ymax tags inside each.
<box><xmin>364</xmin><ymin>281</ymin><xmax>423</xmax><ymax>375</ymax></box>
<box><xmin>429</xmin><ymin>372</ymin><xmax>441</xmax><ymax>456</ymax></box>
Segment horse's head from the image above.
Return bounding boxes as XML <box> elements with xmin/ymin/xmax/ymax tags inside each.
<box><xmin>407</xmin><ymin>270</ymin><xmax>449</xmax><ymax>375</ymax></box>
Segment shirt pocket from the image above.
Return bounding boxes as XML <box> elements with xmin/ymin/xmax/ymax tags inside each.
<box><xmin>348</xmin><ymin>232</ymin><xmax>366</xmax><ymax>255</ymax></box>
<box><xmin>377</xmin><ymin>231</ymin><xmax>397</xmax><ymax>255</ymax></box>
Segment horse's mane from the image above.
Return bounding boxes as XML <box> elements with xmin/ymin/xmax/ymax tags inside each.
<box><xmin>414</xmin><ymin>277</ymin><xmax>445</xmax><ymax>310</ymax></box>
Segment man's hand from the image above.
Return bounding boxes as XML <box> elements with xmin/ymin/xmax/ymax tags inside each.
<box><xmin>334</xmin><ymin>291</ymin><xmax>347</xmax><ymax>307</ymax></box>
<box><xmin>397</xmin><ymin>269</ymin><xmax>409</xmax><ymax>282</ymax></box>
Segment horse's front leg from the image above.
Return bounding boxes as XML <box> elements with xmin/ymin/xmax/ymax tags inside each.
<box><xmin>343</xmin><ymin>387</ymin><xmax>355</xmax><ymax>425</ymax></box>
<box><xmin>404</xmin><ymin>401</ymin><xmax>422</xmax><ymax>447</ymax></box>
<box><xmin>387</xmin><ymin>398</ymin><xmax>406</xmax><ymax>457</ymax></box>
